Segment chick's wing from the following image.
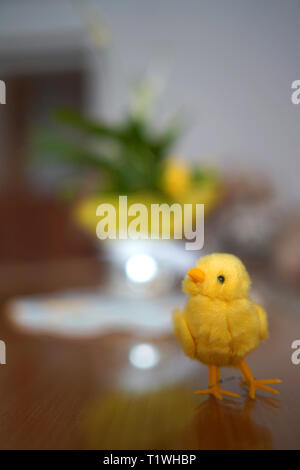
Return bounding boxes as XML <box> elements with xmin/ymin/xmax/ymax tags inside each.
<box><xmin>173</xmin><ymin>309</ymin><xmax>196</xmax><ymax>358</ymax></box>
<box><xmin>255</xmin><ymin>304</ymin><xmax>269</xmax><ymax>340</ymax></box>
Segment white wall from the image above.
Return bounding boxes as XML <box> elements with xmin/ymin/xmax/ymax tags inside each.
<box><xmin>96</xmin><ymin>0</ymin><xmax>300</xmax><ymax>203</ymax></box>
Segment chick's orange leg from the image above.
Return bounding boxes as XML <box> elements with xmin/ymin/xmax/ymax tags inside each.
<box><xmin>239</xmin><ymin>359</ymin><xmax>281</xmax><ymax>400</ymax></box>
<box><xmin>195</xmin><ymin>365</ymin><xmax>240</xmax><ymax>400</ymax></box>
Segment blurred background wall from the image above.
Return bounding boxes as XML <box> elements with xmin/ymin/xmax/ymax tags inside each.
<box><xmin>1</xmin><ymin>0</ymin><xmax>299</xmax><ymax>203</ymax></box>
<box><xmin>97</xmin><ymin>0</ymin><xmax>300</xmax><ymax>208</ymax></box>
<box><xmin>0</xmin><ymin>0</ymin><xmax>299</xmax><ymax>299</ymax></box>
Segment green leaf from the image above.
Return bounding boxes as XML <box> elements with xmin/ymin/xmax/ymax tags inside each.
<box><xmin>53</xmin><ymin>108</ymin><xmax>128</xmax><ymax>143</ymax></box>
<box><xmin>36</xmin><ymin>130</ymin><xmax>122</xmax><ymax>180</ymax></box>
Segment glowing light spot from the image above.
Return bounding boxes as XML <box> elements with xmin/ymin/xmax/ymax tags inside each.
<box><xmin>129</xmin><ymin>343</ymin><xmax>160</xmax><ymax>369</ymax></box>
<box><xmin>125</xmin><ymin>254</ymin><xmax>158</xmax><ymax>283</ymax></box>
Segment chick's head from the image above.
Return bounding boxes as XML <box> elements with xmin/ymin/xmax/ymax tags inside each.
<box><xmin>183</xmin><ymin>253</ymin><xmax>251</xmax><ymax>300</ymax></box>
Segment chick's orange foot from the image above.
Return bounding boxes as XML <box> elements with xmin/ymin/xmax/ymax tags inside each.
<box><xmin>195</xmin><ymin>364</ymin><xmax>240</xmax><ymax>401</ymax></box>
<box><xmin>195</xmin><ymin>386</ymin><xmax>240</xmax><ymax>400</ymax></box>
<box><xmin>239</xmin><ymin>359</ymin><xmax>281</xmax><ymax>400</ymax></box>
<box><xmin>244</xmin><ymin>379</ymin><xmax>282</xmax><ymax>400</ymax></box>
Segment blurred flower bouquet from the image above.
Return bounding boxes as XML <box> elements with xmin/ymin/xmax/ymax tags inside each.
<box><xmin>38</xmin><ymin>78</ymin><xmax>221</xmax><ymax>240</ymax></box>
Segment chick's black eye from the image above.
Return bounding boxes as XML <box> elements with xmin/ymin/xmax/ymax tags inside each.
<box><xmin>217</xmin><ymin>275</ymin><xmax>225</xmax><ymax>284</ymax></box>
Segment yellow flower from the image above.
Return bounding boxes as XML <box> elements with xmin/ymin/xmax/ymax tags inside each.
<box><xmin>162</xmin><ymin>159</ymin><xmax>191</xmax><ymax>198</ymax></box>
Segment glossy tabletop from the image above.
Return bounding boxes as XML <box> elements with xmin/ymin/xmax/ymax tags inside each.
<box><xmin>0</xmin><ymin>280</ymin><xmax>299</xmax><ymax>450</ymax></box>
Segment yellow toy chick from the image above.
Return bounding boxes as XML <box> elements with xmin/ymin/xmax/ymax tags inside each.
<box><xmin>173</xmin><ymin>253</ymin><xmax>281</xmax><ymax>400</ymax></box>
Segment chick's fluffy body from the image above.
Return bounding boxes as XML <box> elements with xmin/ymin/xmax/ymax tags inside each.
<box><xmin>174</xmin><ymin>253</ymin><xmax>268</xmax><ymax>367</ymax></box>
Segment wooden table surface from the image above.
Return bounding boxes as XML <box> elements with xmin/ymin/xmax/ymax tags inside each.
<box><xmin>0</xmin><ymin>281</ymin><xmax>299</xmax><ymax>450</ymax></box>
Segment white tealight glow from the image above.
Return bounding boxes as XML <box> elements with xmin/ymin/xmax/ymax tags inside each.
<box><xmin>125</xmin><ymin>254</ymin><xmax>158</xmax><ymax>283</ymax></box>
<box><xmin>129</xmin><ymin>343</ymin><xmax>160</xmax><ymax>369</ymax></box>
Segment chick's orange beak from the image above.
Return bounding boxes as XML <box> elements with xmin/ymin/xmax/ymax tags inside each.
<box><xmin>187</xmin><ymin>268</ymin><xmax>205</xmax><ymax>283</ymax></box>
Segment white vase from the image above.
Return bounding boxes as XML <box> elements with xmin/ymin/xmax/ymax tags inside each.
<box><xmin>99</xmin><ymin>238</ymin><xmax>199</xmax><ymax>298</ymax></box>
